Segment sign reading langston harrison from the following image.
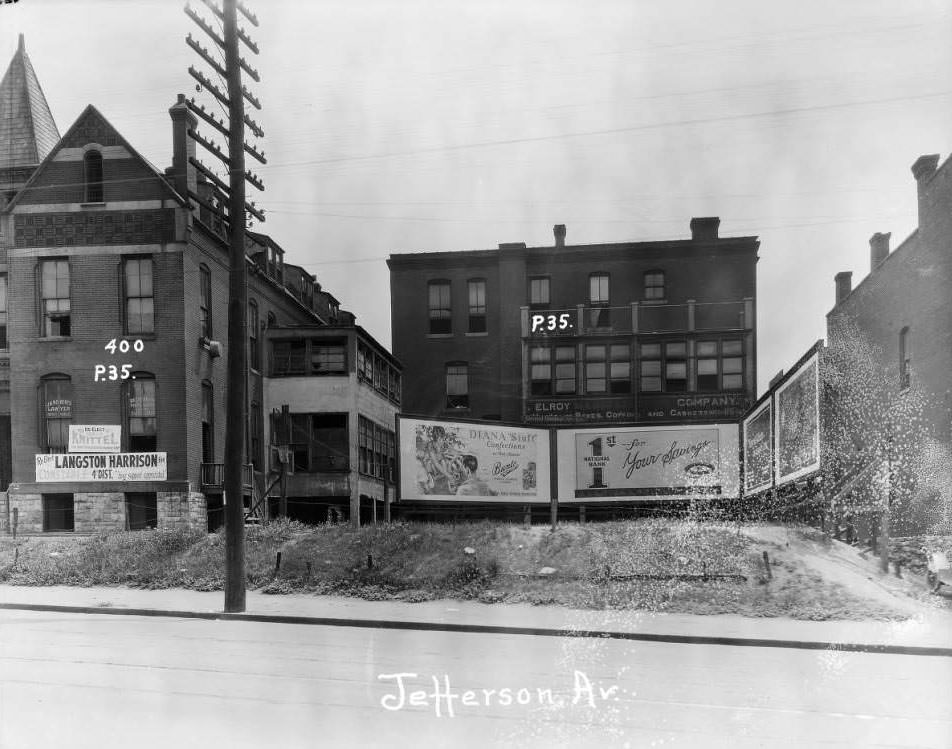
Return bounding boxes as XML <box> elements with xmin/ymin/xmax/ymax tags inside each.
<box><xmin>35</xmin><ymin>452</ymin><xmax>167</xmax><ymax>482</ymax></box>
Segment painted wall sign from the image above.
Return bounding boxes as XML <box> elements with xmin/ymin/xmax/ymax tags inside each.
<box><xmin>555</xmin><ymin>424</ymin><xmax>740</xmax><ymax>501</ymax></box>
<box><xmin>68</xmin><ymin>425</ymin><xmax>121</xmax><ymax>453</ymax></box>
<box><xmin>742</xmin><ymin>400</ymin><xmax>772</xmax><ymax>494</ymax></box>
<box><xmin>524</xmin><ymin>397</ymin><xmax>635</xmax><ymax>425</ymax></box>
<box><xmin>35</xmin><ymin>452</ymin><xmax>167</xmax><ymax>482</ymax></box>
<box><xmin>774</xmin><ymin>352</ymin><xmax>821</xmax><ymax>485</ymax></box>
<box><xmin>636</xmin><ymin>392</ymin><xmax>749</xmax><ymax>422</ymax></box>
<box><xmin>398</xmin><ymin>417</ymin><xmax>550</xmax><ymax>502</ymax></box>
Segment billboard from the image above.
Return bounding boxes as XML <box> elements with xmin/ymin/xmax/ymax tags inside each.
<box><xmin>742</xmin><ymin>400</ymin><xmax>772</xmax><ymax>494</ymax></box>
<box><xmin>68</xmin><ymin>425</ymin><xmax>121</xmax><ymax>453</ymax></box>
<box><xmin>398</xmin><ymin>417</ymin><xmax>550</xmax><ymax>502</ymax></box>
<box><xmin>774</xmin><ymin>351</ymin><xmax>821</xmax><ymax>485</ymax></box>
<box><xmin>35</xmin><ymin>452</ymin><xmax>167</xmax><ymax>482</ymax></box>
<box><xmin>555</xmin><ymin>424</ymin><xmax>739</xmax><ymax>502</ymax></box>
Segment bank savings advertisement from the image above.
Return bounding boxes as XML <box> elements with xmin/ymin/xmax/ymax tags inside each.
<box><xmin>399</xmin><ymin>418</ymin><xmax>549</xmax><ymax>502</ymax></box>
<box><xmin>572</xmin><ymin>427</ymin><xmax>723</xmax><ymax>498</ymax></box>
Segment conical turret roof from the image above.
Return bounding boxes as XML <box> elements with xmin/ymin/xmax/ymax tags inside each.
<box><xmin>0</xmin><ymin>34</ymin><xmax>60</xmax><ymax>170</ymax></box>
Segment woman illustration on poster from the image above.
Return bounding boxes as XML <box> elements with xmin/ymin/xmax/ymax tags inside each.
<box><xmin>416</xmin><ymin>425</ymin><xmax>464</xmax><ymax>495</ymax></box>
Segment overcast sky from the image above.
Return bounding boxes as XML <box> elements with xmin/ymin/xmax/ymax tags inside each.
<box><xmin>4</xmin><ymin>0</ymin><xmax>951</xmax><ymax>393</ymax></box>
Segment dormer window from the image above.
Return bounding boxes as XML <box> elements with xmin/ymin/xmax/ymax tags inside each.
<box><xmin>84</xmin><ymin>150</ymin><xmax>104</xmax><ymax>203</ymax></box>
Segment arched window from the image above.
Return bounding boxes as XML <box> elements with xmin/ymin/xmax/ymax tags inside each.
<box><xmin>84</xmin><ymin>149</ymin><xmax>104</xmax><ymax>202</ymax></box>
<box><xmin>125</xmin><ymin>374</ymin><xmax>157</xmax><ymax>452</ymax></box>
<box><xmin>39</xmin><ymin>374</ymin><xmax>72</xmax><ymax>453</ymax></box>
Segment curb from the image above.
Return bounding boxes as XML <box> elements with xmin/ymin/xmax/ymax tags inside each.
<box><xmin>3</xmin><ymin>602</ymin><xmax>951</xmax><ymax>657</ymax></box>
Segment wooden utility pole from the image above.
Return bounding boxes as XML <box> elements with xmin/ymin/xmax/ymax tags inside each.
<box><xmin>185</xmin><ymin>0</ymin><xmax>266</xmax><ymax>613</ymax></box>
<box><xmin>222</xmin><ymin>0</ymin><xmax>248</xmax><ymax>613</ymax></box>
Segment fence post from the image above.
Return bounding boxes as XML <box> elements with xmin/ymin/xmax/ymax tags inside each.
<box><xmin>12</xmin><ymin>507</ymin><xmax>18</xmax><ymax>539</ymax></box>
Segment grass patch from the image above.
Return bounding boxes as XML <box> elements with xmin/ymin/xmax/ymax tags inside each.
<box><xmin>0</xmin><ymin>519</ymin><xmax>919</xmax><ymax>620</ymax></box>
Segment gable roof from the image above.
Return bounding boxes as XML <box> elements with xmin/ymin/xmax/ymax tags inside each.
<box><xmin>0</xmin><ymin>34</ymin><xmax>60</xmax><ymax>170</ymax></box>
<box><xmin>5</xmin><ymin>103</ymin><xmax>187</xmax><ymax>211</ymax></box>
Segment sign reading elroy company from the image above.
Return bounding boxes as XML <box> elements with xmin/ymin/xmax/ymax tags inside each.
<box><xmin>68</xmin><ymin>425</ymin><xmax>121</xmax><ymax>453</ymax></box>
<box><xmin>398</xmin><ymin>417</ymin><xmax>550</xmax><ymax>502</ymax></box>
<box><xmin>35</xmin><ymin>452</ymin><xmax>167</xmax><ymax>482</ymax></box>
<box><xmin>556</xmin><ymin>424</ymin><xmax>739</xmax><ymax>501</ymax></box>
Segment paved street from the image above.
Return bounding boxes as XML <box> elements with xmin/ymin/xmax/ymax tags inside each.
<box><xmin>0</xmin><ymin>609</ymin><xmax>950</xmax><ymax>748</ymax></box>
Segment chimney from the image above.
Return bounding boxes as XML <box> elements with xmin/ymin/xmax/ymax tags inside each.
<box><xmin>834</xmin><ymin>271</ymin><xmax>852</xmax><ymax>305</ymax></box>
<box><xmin>553</xmin><ymin>224</ymin><xmax>566</xmax><ymax>248</ymax></box>
<box><xmin>168</xmin><ymin>94</ymin><xmax>197</xmax><ymax>200</ymax></box>
<box><xmin>690</xmin><ymin>216</ymin><xmax>720</xmax><ymax>242</ymax></box>
<box><xmin>869</xmin><ymin>232</ymin><xmax>890</xmax><ymax>271</ymax></box>
<box><xmin>911</xmin><ymin>153</ymin><xmax>940</xmax><ymax>230</ymax></box>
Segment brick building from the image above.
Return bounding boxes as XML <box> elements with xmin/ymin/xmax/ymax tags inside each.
<box><xmin>826</xmin><ymin>153</ymin><xmax>952</xmax><ymax>534</ymax></box>
<box><xmin>0</xmin><ymin>39</ymin><xmax>386</xmax><ymax>533</ymax></box>
<box><xmin>388</xmin><ymin>220</ymin><xmax>758</xmax><ymax>428</ymax></box>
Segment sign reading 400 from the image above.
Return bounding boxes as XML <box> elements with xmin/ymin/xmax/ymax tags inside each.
<box><xmin>530</xmin><ymin>312</ymin><xmax>573</xmax><ymax>334</ymax></box>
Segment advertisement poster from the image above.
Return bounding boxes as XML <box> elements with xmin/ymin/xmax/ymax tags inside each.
<box><xmin>68</xmin><ymin>425</ymin><xmax>121</xmax><ymax>453</ymax></box>
<box><xmin>743</xmin><ymin>400</ymin><xmax>772</xmax><ymax>494</ymax></box>
<box><xmin>775</xmin><ymin>352</ymin><xmax>821</xmax><ymax>485</ymax></box>
<box><xmin>398</xmin><ymin>417</ymin><xmax>550</xmax><ymax>502</ymax></box>
<box><xmin>35</xmin><ymin>452</ymin><xmax>167</xmax><ymax>482</ymax></box>
<box><xmin>555</xmin><ymin>424</ymin><xmax>739</xmax><ymax>501</ymax></box>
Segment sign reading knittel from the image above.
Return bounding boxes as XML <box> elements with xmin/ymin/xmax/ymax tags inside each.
<box><xmin>68</xmin><ymin>425</ymin><xmax>121</xmax><ymax>453</ymax></box>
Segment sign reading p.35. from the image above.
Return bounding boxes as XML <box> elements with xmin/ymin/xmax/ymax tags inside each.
<box><xmin>530</xmin><ymin>313</ymin><xmax>573</xmax><ymax>334</ymax></box>
<box><xmin>94</xmin><ymin>338</ymin><xmax>145</xmax><ymax>381</ymax></box>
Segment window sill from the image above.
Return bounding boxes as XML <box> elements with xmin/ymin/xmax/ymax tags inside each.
<box><xmin>39</xmin><ymin>336</ymin><xmax>72</xmax><ymax>342</ymax></box>
<box><xmin>641</xmin><ymin>299</ymin><xmax>668</xmax><ymax>306</ymax></box>
<box><xmin>465</xmin><ymin>331</ymin><xmax>489</xmax><ymax>337</ymax></box>
<box><xmin>427</xmin><ymin>333</ymin><xmax>454</xmax><ymax>339</ymax></box>
<box><xmin>80</xmin><ymin>202</ymin><xmax>106</xmax><ymax>210</ymax></box>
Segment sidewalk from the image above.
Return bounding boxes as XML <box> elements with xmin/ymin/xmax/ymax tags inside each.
<box><xmin>2</xmin><ymin>583</ymin><xmax>951</xmax><ymax>653</ymax></box>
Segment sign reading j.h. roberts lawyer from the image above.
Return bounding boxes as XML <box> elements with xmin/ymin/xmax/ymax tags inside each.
<box><xmin>35</xmin><ymin>452</ymin><xmax>167</xmax><ymax>482</ymax></box>
<box><xmin>68</xmin><ymin>425</ymin><xmax>121</xmax><ymax>453</ymax></box>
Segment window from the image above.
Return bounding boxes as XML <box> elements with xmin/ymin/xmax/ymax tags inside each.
<box><xmin>664</xmin><ymin>341</ymin><xmax>687</xmax><ymax>392</ymax></box>
<box><xmin>248</xmin><ymin>300</ymin><xmax>259</xmax><ymax>370</ymax></box>
<box><xmin>126</xmin><ymin>375</ymin><xmax>157</xmax><ymax>452</ymax></box>
<box><xmin>124</xmin><ymin>257</ymin><xmax>154</xmax><ymax>334</ymax></box>
<box><xmin>267</xmin><ymin>311</ymin><xmax>276</xmax><ymax>328</ymax></box>
<box><xmin>199</xmin><ymin>264</ymin><xmax>212</xmax><ymax>339</ymax></box>
<box><xmin>722</xmin><ymin>339</ymin><xmax>744</xmax><ymax>390</ymax></box>
<box><xmin>311</xmin><ymin>341</ymin><xmax>346</xmax><ymax>374</ymax></box>
<box><xmin>529</xmin><ymin>277</ymin><xmax>550</xmax><ymax>309</ymax></box>
<box><xmin>201</xmin><ymin>381</ymin><xmax>214</xmax><ymax>463</ymax></box>
<box><xmin>609</xmin><ymin>344</ymin><xmax>631</xmax><ymax>394</ymax></box>
<box><xmin>697</xmin><ymin>341</ymin><xmax>719</xmax><ymax>392</ymax></box>
<box><xmin>40</xmin><ymin>259</ymin><xmax>70</xmax><ymax>337</ymax></box>
<box><xmin>468</xmin><ymin>279</ymin><xmax>487</xmax><ymax>333</ymax></box>
<box><xmin>530</xmin><ymin>346</ymin><xmax>551</xmax><ymax>396</ymax></box>
<box><xmin>40</xmin><ymin>375</ymin><xmax>71</xmax><ymax>452</ymax></box>
<box><xmin>0</xmin><ymin>274</ymin><xmax>7</xmax><ymax>349</ymax></box>
<box><xmin>250</xmin><ymin>401</ymin><xmax>262</xmax><ymax>468</ymax></box>
<box><xmin>288</xmin><ymin>413</ymin><xmax>349</xmax><ymax>472</ymax></box>
<box><xmin>585</xmin><ymin>345</ymin><xmax>607</xmax><ymax>393</ymax></box>
<box><xmin>589</xmin><ymin>273</ymin><xmax>610</xmax><ymax>328</ymax></box>
<box><xmin>899</xmin><ymin>327</ymin><xmax>910</xmax><ymax>389</ymax></box>
<box><xmin>272</xmin><ymin>340</ymin><xmax>306</xmax><ymax>375</ymax></box>
<box><xmin>644</xmin><ymin>271</ymin><xmax>665</xmax><ymax>301</ymax></box>
<box><xmin>640</xmin><ymin>343</ymin><xmax>662</xmax><ymax>392</ymax></box>
<box><xmin>43</xmin><ymin>494</ymin><xmax>74</xmax><ymax>532</ymax></box>
<box><xmin>446</xmin><ymin>363</ymin><xmax>469</xmax><ymax>409</ymax></box>
<box><xmin>125</xmin><ymin>493</ymin><xmax>157</xmax><ymax>531</ymax></box>
<box><xmin>358</xmin><ymin>416</ymin><xmax>396</xmax><ymax>480</ymax></box>
<box><xmin>555</xmin><ymin>346</ymin><xmax>577</xmax><ymax>394</ymax></box>
<box><xmin>84</xmin><ymin>150</ymin><xmax>103</xmax><ymax>203</ymax></box>
<box><xmin>428</xmin><ymin>280</ymin><xmax>452</xmax><ymax>334</ymax></box>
